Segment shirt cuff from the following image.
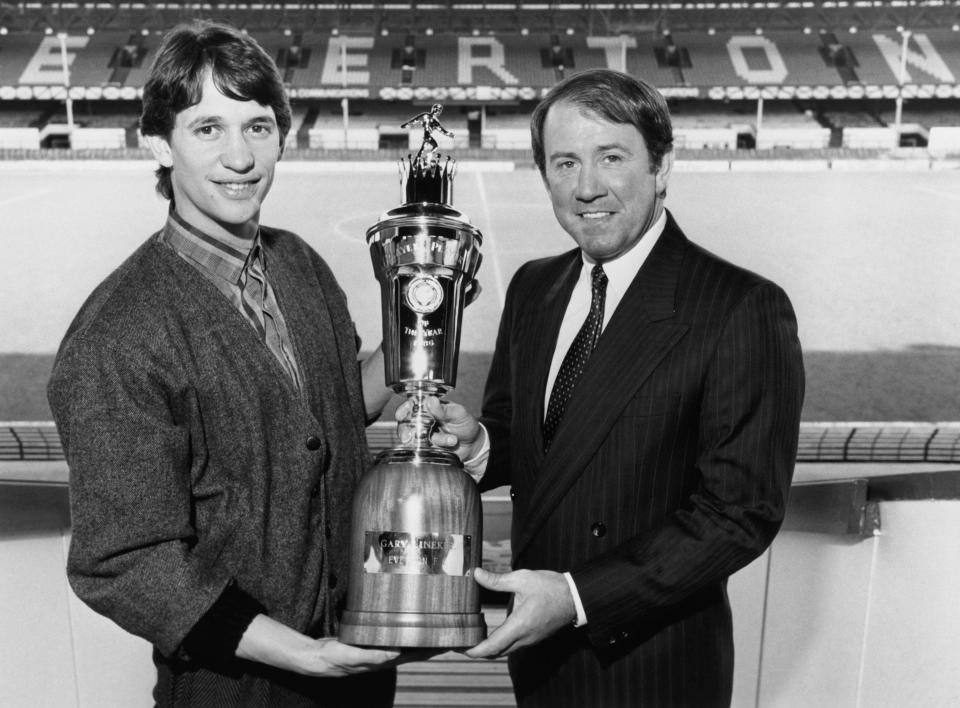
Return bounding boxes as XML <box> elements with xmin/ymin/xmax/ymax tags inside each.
<box><xmin>462</xmin><ymin>423</ymin><xmax>490</xmax><ymax>480</ymax></box>
<box><xmin>563</xmin><ymin>572</ymin><xmax>588</xmax><ymax>627</ymax></box>
<box><xmin>181</xmin><ymin>581</ymin><xmax>266</xmax><ymax>666</ymax></box>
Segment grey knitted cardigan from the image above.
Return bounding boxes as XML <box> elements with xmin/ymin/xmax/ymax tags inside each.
<box><xmin>48</xmin><ymin>226</ymin><xmax>393</xmax><ymax>705</ymax></box>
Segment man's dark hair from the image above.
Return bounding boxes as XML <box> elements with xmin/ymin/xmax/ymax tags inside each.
<box><xmin>140</xmin><ymin>20</ymin><xmax>292</xmax><ymax>200</ymax></box>
<box><xmin>531</xmin><ymin>69</ymin><xmax>674</xmax><ymax>175</ymax></box>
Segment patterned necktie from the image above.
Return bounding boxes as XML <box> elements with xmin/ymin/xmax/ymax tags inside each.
<box><xmin>240</xmin><ymin>246</ymin><xmax>302</xmax><ymax>389</ymax></box>
<box><xmin>240</xmin><ymin>245</ymin><xmax>269</xmax><ymax>340</ymax></box>
<box><xmin>543</xmin><ymin>264</ymin><xmax>608</xmax><ymax>452</ymax></box>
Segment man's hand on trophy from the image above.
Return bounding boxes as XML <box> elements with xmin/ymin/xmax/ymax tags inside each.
<box><xmin>464</xmin><ymin>568</ymin><xmax>577</xmax><ymax>659</ymax></box>
<box><xmin>297</xmin><ymin>638</ymin><xmax>399</xmax><ymax>676</ymax></box>
<box><xmin>309</xmin><ymin>638</ymin><xmax>446</xmax><ymax>674</ymax></box>
<box><xmin>237</xmin><ymin>614</ymin><xmax>440</xmax><ymax>676</ymax></box>
<box><xmin>298</xmin><ymin>637</ymin><xmax>446</xmax><ymax>676</ymax></box>
<box><xmin>394</xmin><ymin>397</ymin><xmax>486</xmax><ymax>472</ymax></box>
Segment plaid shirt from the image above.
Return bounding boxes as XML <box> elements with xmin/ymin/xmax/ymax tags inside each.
<box><xmin>159</xmin><ymin>211</ymin><xmax>302</xmax><ymax>390</ymax></box>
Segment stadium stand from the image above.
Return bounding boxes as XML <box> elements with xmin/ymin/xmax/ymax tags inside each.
<box><xmin>1</xmin><ymin>3</ymin><xmax>960</xmax><ymax>156</ymax></box>
<box><xmin>821</xmin><ymin>102</ymin><xmax>883</xmax><ymax>129</ymax></box>
<box><xmin>483</xmin><ymin>108</ymin><xmax>532</xmax><ymax>150</ymax></box>
<box><xmin>67</xmin><ymin>100</ymin><xmax>140</xmax><ymax>148</ymax></box>
<box><xmin>893</xmin><ymin>99</ymin><xmax>960</xmax><ymax>126</ymax></box>
<box><xmin>304</xmin><ymin>99</ymin><xmax>468</xmax><ymax>150</ymax></box>
<box><xmin>670</xmin><ymin>99</ymin><xmax>757</xmax><ymax>149</ymax></box>
<box><xmin>673</xmin><ymin>31</ymin><xmax>750</xmax><ymax>87</ymax></box>
<box><xmin>0</xmin><ymin>102</ymin><xmax>47</xmax><ymax>148</ymax></box>
<box><xmin>66</xmin><ymin>31</ymin><xmax>124</xmax><ymax>87</ymax></box>
<box><xmin>928</xmin><ymin>125</ymin><xmax>960</xmax><ymax>154</ymax></box>
<box><xmin>842</xmin><ymin>29</ymin><xmax>957</xmax><ymax>87</ymax></box>
<box><xmin>754</xmin><ymin>101</ymin><xmax>832</xmax><ymax>149</ymax></box>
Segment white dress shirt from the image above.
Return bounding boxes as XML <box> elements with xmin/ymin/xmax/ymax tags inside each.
<box><xmin>544</xmin><ymin>210</ymin><xmax>666</xmax><ymax>415</ymax></box>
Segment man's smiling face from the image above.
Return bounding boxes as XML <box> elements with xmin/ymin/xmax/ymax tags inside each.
<box><xmin>146</xmin><ymin>68</ymin><xmax>281</xmax><ymax>241</ymax></box>
<box><xmin>541</xmin><ymin>99</ymin><xmax>672</xmax><ymax>263</ymax></box>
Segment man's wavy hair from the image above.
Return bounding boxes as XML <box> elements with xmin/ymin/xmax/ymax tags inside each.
<box><xmin>139</xmin><ymin>20</ymin><xmax>292</xmax><ymax>201</ymax></box>
<box><xmin>531</xmin><ymin>69</ymin><xmax>674</xmax><ymax>175</ymax></box>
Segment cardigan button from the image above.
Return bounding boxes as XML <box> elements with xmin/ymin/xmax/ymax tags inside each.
<box><xmin>305</xmin><ymin>435</ymin><xmax>322</xmax><ymax>451</ymax></box>
<box><xmin>590</xmin><ymin>522</ymin><xmax>607</xmax><ymax>538</ymax></box>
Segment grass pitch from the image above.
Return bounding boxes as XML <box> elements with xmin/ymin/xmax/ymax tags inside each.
<box><xmin>2</xmin><ymin>160</ymin><xmax>958</xmax><ymax>422</ymax></box>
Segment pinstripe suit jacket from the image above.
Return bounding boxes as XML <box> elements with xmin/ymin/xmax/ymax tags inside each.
<box><xmin>478</xmin><ymin>212</ymin><xmax>804</xmax><ymax>708</ymax></box>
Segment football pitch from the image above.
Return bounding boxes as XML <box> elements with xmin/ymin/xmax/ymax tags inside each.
<box><xmin>1</xmin><ymin>159</ymin><xmax>959</xmax><ymax>421</ymax></box>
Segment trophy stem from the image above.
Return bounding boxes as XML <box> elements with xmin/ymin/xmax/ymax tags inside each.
<box><xmin>397</xmin><ymin>391</ymin><xmax>437</xmax><ymax>450</ymax></box>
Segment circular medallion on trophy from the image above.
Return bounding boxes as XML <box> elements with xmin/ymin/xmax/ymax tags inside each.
<box><xmin>405</xmin><ymin>275</ymin><xmax>444</xmax><ymax>314</ymax></box>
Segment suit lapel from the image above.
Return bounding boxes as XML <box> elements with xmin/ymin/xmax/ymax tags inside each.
<box><xmin>514</xmin><ymin>215</ymin><xmax>690</xmax><ymax>559</ymax></box>
<box><xmin>517</xmin><ymin>251</ymin><xmax>583</xmax><ymax>456</ymax></box>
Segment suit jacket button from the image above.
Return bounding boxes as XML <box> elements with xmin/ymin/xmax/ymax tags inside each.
<box><xmin>305</xmin><ymin>435</ymin><xmax>322</xmax><ymax>451</ymax></box>
<box><xmin>509</xmin><ymin>488</ymin><xmax>517</xmax><ymax>500</ymax></box>
<box><xmin>591</xmin><ymin>522</ymin><xmax>607</xmax><ymax>538</ymax></box>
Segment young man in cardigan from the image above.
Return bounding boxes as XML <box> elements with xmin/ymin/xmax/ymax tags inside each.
<box><xmin>48</xmin><ymin>20</ymin><xmax>407</xmax><ymax>706</ymax></box>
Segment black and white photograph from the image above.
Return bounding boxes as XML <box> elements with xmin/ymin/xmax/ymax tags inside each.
<box><xmin>1</xmin><ymin>3</ymin><xmax>959</xmax><ymax>706</ymax></box>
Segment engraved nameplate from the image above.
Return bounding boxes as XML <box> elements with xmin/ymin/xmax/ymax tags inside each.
<box><xmin>362</xmin><ymin>531</ymin><xmax>472</xmax><ymax>576</ymax></box>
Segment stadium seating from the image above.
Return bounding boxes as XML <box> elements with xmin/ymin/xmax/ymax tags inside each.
<box><xmin>752</xmin><ymin>102</ymin><xmax>829</xmax><ymax>149</ymax></box>
<box><xmin>0</xmin><ymin>104</ymin><xmax>47</xmax><ymax>129</ymax></box>
<box><xmin>1</xmin><ymin>8</ymin><xmax>959</xmax><ymax>155</ymax></box>
<box><xmin>670</xmin><ymin>100</ymin><xmax>756</xmax><ymax>149</ymax></box>
<box><xmin>4</xmin><ymin>25</ymin><xmax>958</xmax><ymax>95</ymax></box>
<box><xmin>0</xmin><ymin>127</ymin><xmax>40</xmax><ymax>149</ymax></box>
<box><xmin>841</xmin><ymin>126</ymin><xmax>899</xmax><ymax>150</ymax></box>
<box><xmin>483</xmin><ymin>109</ymin><xmax>531</xmax><ymax>150</ymax></box>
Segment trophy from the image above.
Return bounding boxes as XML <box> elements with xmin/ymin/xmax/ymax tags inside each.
<box><xmin>338</xmin><ymin>105</ymin><xmax>487</xmax><ymax>648</ymax></box>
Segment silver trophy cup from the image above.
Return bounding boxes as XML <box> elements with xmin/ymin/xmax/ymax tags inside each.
<box><xmin>339</xmin><ymin>107</ymin><xmax>487</xmax><ymax>648</ymax></box>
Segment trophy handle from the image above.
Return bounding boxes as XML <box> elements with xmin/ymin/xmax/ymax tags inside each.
<box><xmin>464</xmin><ymin>276</ymin><xmax>481</xmax><ymax>307</ymax></box>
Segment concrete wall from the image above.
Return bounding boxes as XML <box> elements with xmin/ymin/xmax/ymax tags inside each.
<box><xmin>4</xmin><ymin>462</ymin><xmax>959</xmax><ymax>707</ymax></box>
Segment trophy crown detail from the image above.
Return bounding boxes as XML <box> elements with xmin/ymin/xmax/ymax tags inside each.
<box><xmin>400</xmin><ymin>155</ymin><xmax>455</xmax><ymax>206</ymax></box>
<box><xmin>399</xmin><ymin>104</ymin><xmax>458</xmax><ymax>206</ymax></box>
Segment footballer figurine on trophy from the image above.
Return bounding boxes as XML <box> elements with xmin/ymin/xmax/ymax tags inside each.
<box><xmin>338</xmin><ymin>106</ymin><xmax>487</xmax><ymax>648</ymax></box>
<box><xmin>401</xmin><ymin>103</ymin><xmax>455</xmax><ymax>165</ymax></box>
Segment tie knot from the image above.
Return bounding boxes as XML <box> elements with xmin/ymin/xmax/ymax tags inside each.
<box><xmin>244</xmin><ymin>244</ymin><xmax>266</xmax><ymax>281</ymax></box>
<box><xmin>591</xmin><ymin>264</ymin><xmax>607</xmax><ymax>291</ymax></box>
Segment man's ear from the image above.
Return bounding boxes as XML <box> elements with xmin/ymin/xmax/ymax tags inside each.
<box><xmin>143</xmin><ymin>134</ymin><xmax>174</xmax><ymax>168</ymax></box>
<box><xmin>655</xmin><ymin>149</ymin><xmax>674</xmax><ymax>199</ymax></box>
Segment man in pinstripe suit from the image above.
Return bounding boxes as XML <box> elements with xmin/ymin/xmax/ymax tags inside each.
<box><xmin>424</xmin><ymin>69</ymin><xmax>804</xmax><ymax>706</ymax></box>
